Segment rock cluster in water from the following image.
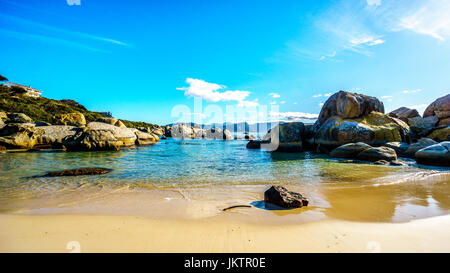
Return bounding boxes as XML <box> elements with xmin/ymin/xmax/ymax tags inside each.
<box><xmin>0</xmin><ymin>112</ymin><xmax>164</xmax><ymax>152</ymax></box>
<box><xmin>247</xmin><ymin>90</ymin><xmax>449</xmax><ymax>167</ymax></box>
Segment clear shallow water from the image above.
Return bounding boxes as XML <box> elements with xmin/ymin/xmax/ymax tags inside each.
<box><xmin>0</xmin><ymin>138</ymin><xmax>449</xmax><ymax>222</ymax></box>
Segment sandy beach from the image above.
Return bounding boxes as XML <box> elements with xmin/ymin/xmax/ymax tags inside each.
<box><xmin>1</xmin><ymin>213</ymin><xmax>449</xmax><ymax>253</ymax></box>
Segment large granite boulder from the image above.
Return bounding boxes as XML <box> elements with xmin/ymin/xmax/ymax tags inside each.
<box><xmin>264</xmin><ymin>185</ymin><xmax>308</xmax><ymax>208</ymax></box>
<box><xmin>171</xmin><ymin>124</ymin><xmax>194</xmax><ymax>138</ymax></box>
<box><xmin>426</xmin><ymin>126</ymin><xmax>450</xmax><ymax>142</ymax></box>
<box><xmin>415</xmin><ymin>141</ymin><xmax>450</xmax><ymax>167</ymax></box>
<box><xmin>38</xmin><ymin>125</ymin><xmax>78</xmax><ymax>147</ymax></box>
<box><xmin>87</xmin><ymin>122</ymin><xmax>137</xmax><ymax>146</ymax></box>
<box><xmin>150</xmin><ymin>126</ymin><xmax>165</xmax><ymax>136</ymax></box>
<box><xmin>0</xmin><ymin>112</ymin><xmax>7</xmax><ymax>120</ymax></box>
<box><xmin>330</xmin><ymin>142</ymin><xmax>372</xmax><ymax>158</ymax></box>
<box><xmin>53</xmin><ymin>113</ymin><xmax>86</xmax><ymax>126</ymax></box>
<box><xmin>192</xmin><ymin>127</ymin><xmax>206</xmax><ymax>139</ymax></box>
<box><xmin>408</xmin><ymin>116</ymin><xmax>439</xmax><ymax>136</ymax></box>
<box><xmin>314</xmin><ymin>111</ymin><xmax>410</xmax><ymax>147</ymax></box>
<box><xmin>223</xmin><ymin>129</ymin><xmax>233</xmax><ymax>140</ymax></box>
<box><xmin>133</xmin><ymin>130</ymin><xmax>158</xmax><ymax>145</ymax></box>
<box><xmin>268</xmin><ymin>122</ymin><xmax>304</xmax><ymax>152</ymax></box>
<box><xmin>96</xmin><ymin>117</ymin><xmax>126</xmax><ymax>128</ymax></box>
<box><xmin>405</xmin><ymin>138</ymin><xmax>437</xmax><ymax>157</ymax></box>
<box><xmin>388</xmin><ymin>107</ymin><xmax>420</xmax><ymax>124</ymax></box>
<box><xmin>62</xmin><ymin>128</ymin><xmax>123</xmax><ymax>151</ymax></box>
<box><xmin>383</xmin><ymin>142</ymin><xmax>410</xmax><ymax>157</ymax></box>
<box><xmin>356</xmin><ymin>146</ymin><xmax>397</xmax><ymax>162</ymax></box>
<box><xmin>316</xmin><ymin>90</ymin><xmax>384</xmax><ymax>127</ymax></box>
<box><xmin>0</xmin><ymin>123</ymin><xmax>44</xmax><ymax>149</ymax></box>
<box><xmin>423</xmin><ymin>94</ymin><xmax>450</xmax><ymax>126</ymax></box>
<box><xmin>7</xmin><ymin>113</ymin><xmax>33</xmax><ymax>123</ymax></box>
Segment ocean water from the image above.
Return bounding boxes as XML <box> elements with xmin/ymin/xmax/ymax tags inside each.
<box><xmin>0</xmin><ymin>138</ymin><xmax>449</xmax><ymax>222</ymax></box>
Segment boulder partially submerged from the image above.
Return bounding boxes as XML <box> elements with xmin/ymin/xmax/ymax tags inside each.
<box><xmin>39</xmin><ymin>167</ymin><xmax>112</xmax><ymax>177</ymax></box>
<box><xmin>0</xmin><ymin>123</ymin><xmax>44</xmax><ymax>149</ymax></box>
<box><xmin>314</xmin><ymin>111</ymin><xmax>410</xmax><ymax>147</ymax></box>
<box><xmin>330</xmin><ymin>142</ymin><xmax>371</xmax><ymax>158</ymax></box>
<box><xmin>356</xmin><ymin>146</ymin><xmax>397</xmax><ymax>162</ymax></box>
<box><xmin>264</xmin><ymin>185</ymin><xmax>308</xmax><ymax>208</ymax></box>
<box><xmin>415</xmin><ymin>141</ymin><xmax>450</xmax><ymax>167</ymax></box>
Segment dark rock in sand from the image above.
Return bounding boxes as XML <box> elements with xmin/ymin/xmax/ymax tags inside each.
<box><xmin>356</xmin><ymin>146</ymin><xmax>397</xmax><ymax>162</ymax></box>
<box><xmin>264</xmin><ymin>185</ymin><xmax>308</xmax><ymax>208</ymax></box>
<box><xmin>39</xmin><ymin>167</ymin><xmax>112</xmax><ymax>177</ymax></box>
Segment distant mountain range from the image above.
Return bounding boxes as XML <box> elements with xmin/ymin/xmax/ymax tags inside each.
<box><xmin>167</xmin><ymin>121</ymin><xmax>314</xmax><ymax>133</ymax></box>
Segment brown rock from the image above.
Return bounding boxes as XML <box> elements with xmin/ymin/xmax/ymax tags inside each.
<box><xmin>54</xmin><ymin>113</ymin><xmax>86</xmax><ymax>126</ymax></box>
<box><xmin>316</xmin><ymin>90</ymin><xmax>384</xmax><ymax>127</ymax></box>
<box><xmin>40</xmin><ymin>167</ymin><xmax>112</xmax><ymax>177</ymax></box>
<box><xmin>330</xmin><ymin>142</ymin><xmax>372</xmax><ymax>158</ymax></box>
<box><xmin>388</xmin><ymin>107</ymin><xmax>420</xmax><ymax>123</ymax></box>
<box><xmin>264</xmin><ymin>185</ymin><xmax>308</xmax><ymax>208</ymax></box>
<box><xmin>356</xmin><ymin>146</ymin><xmax>397</xmax><ymax>162</ymax></box>
<box><xmin>423</xmin><ymin>94</ymin><xmax>450</xmax><ymax>118</ymax></box>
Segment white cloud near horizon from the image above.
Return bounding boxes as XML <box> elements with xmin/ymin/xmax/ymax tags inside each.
<box><xmin>177</xmin><ymin>78</ymin><xmax>259</xmax><ymax>107</ymax></box>
<box><xmin>269</xmin><ymin>111</ymin><xmax>319</xmax><ymax>121</ymax></box>
<box><xmin>403</xmin><ymin>89</ymin><xmax>422</xmax><ymax>94</ymax></box>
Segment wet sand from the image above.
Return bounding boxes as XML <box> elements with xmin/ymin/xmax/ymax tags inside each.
<box><xmin>0</xmin><ymin>179</ymin><xmax>449</xmax><ymax>253</ymax></box>
<box><xmin>1</xmin><ymin>213</ymin><xmax>449</xmax><ymax>253</ymax></box>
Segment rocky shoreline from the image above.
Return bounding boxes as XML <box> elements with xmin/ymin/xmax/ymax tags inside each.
<box><xmin>247</xmin><ymin>91</ymin><xmax>449</xmax><ymax>167</ymax></box>
<box><xmin>1</xmin><ymin>90</ymin><xmax>449</xmax><ymax>167</ymax></box>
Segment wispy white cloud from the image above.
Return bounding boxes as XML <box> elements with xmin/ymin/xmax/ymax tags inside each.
<box><xmin>403</xmin><ymin>89</ymin><xmax>422</xmax><ymax>94</ymax></box>
<box><xmin>0</xmin><ymin>28</ymin><xmax>105</xmax><ymax>52</ymax></box>
<box><xmin>367</xmin><ymin>0</ymin><xmax>381</xmax><ymax>7</ymax></box>
<box><xmin>312</xmin><ymin>93</ymin><xmax>332</xmax><ymax>98</ymax></box>
<box><xmin>319</xmin><ymin>51</ymin><xmax>337</xmax><ymax>61</ymax></box>
<box><xmin>269</xmin><ymin>92</ymin><xmax>281</xmax><ymax>98</ymax></box>
<box><xmin>396</xmin><ymin>0</ymin><xmax>450</xmax><ymax>41</ymax></box>
<box><xmin>0</xmin><ymin>13</ymin><xmax>130</xmax><ymax>49</ymax></box>
<box><xmin>381</xmin><ymin>95</ymin><xmax>393</xmax><ymax>102</ymax></box>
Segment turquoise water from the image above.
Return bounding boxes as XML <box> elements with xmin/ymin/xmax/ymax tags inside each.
<box><xmin>0</xmin><ymin>138</ymin><xmax>449</xmax><ymax>222</ymax></box>
<box><xmin>0</xmin><ymin>138</ymin><xmax>449</xmax><ymax>194</ymax></box>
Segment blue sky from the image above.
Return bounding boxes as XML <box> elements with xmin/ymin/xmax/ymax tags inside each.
<box><xmin>1</xmin><ymin>0</ymin><xmax>449</xmax><ymax>125</ymax></box>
